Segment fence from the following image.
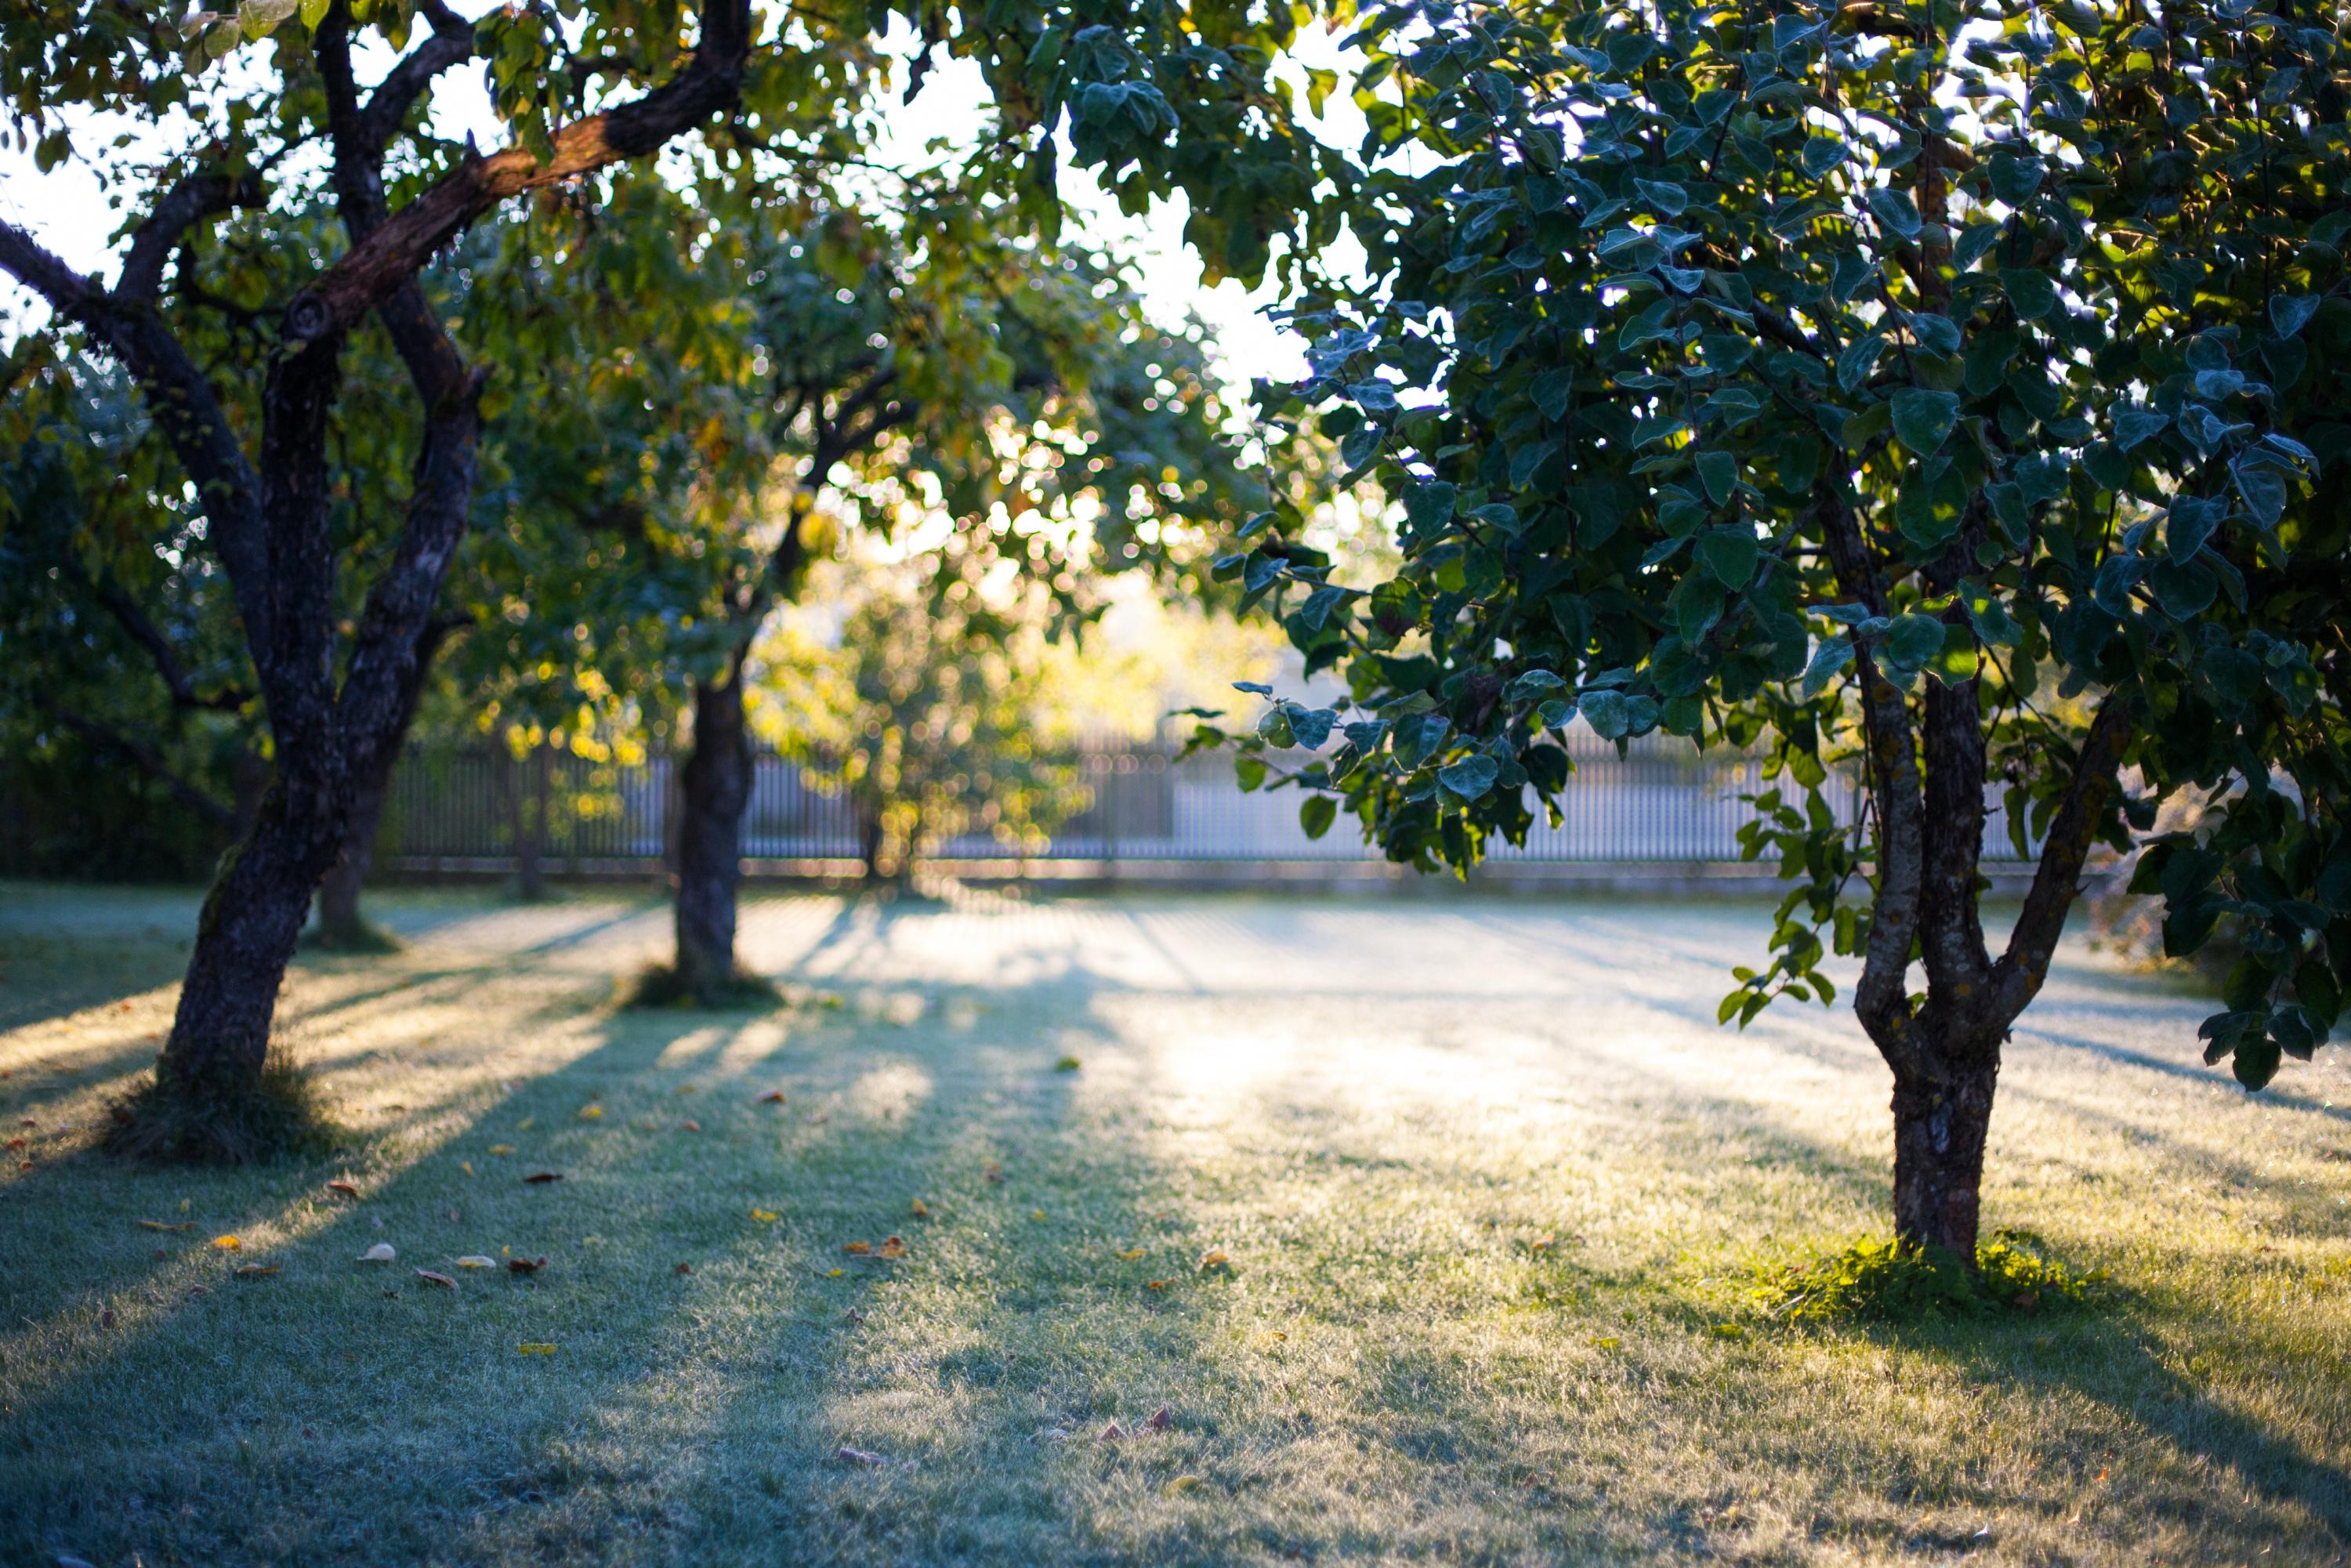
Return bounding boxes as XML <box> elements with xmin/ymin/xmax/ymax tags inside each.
<box><xmin>374</xmin><ymin>726</ymin><xmax>2042</xmax><ymax>885</ymax></box>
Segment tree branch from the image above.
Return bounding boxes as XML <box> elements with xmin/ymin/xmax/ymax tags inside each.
<box><xmin>118</xmin><ymin>172</ymin><xmax>266</xmax><ymax>302</ymax></box>
<box><xmin>1990</xmin><ymin>690</ymin><xmax>2135</xmax><ymax>1023</ymax></box>
<box><xmin>286</xmin><ymin>0</ymin><xmax>754</xmax><ymax>342</ymax></box>
<box><xmin>84</xmin><ymin>574</ymin><xmax>252</xmax><ymax>712</ymax></box>
<box><xmin>34</xmin><ymin>698</ymin><xmax>239</xmax><ymax>832</ymax></box>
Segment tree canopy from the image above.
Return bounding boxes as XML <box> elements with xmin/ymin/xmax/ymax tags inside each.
<box><xmin>1201</xmin><ymin>0</ymin><xmax>2349</xmax><ymax>1248</ymax></box>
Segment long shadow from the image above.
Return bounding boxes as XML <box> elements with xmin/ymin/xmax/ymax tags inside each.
<box><xmin>2013</xmin><ymin>1022</ymin><xmax>2351</xmax><ymax>1126</ymax></box>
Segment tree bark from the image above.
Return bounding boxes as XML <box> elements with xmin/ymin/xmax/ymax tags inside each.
<box><xmin>1889</xmin><ymin>1050</ymin><xmax>2000</xmax><ymax>1257</ymax></box>
<box><xmin>164</xmin><ymin>778</ymin><xmax>343</xmax><ymax>1098</ymax></box>
<box><xmin>673</xmin><ymin>669</ymin><xmax>753</xmax><ymax>1000</ymax></box>
<box><xmin>315</xmin><ymin>769</ymin><xmax>388</xmax><ymax>946</ymax></box>
<box><xmin>516</xmin><ymin>747</ymin><xmax>549</xmax><ymax>903</ymax></box>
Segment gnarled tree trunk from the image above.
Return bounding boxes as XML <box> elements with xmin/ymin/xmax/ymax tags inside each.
<box><xmin>164</xmin><ymin>772</ymin><xmax>346</xmax><ymax>1099</ymax></box>
<box><xmin>1888</xmin><ymin>1049</ymin><xmax>2001</xmax><ymax>1257</ymax></box>
<box><xmin>672</xmin><ymin>668</ymin><xmax>753</xmax><ymax>1001</ymax></box>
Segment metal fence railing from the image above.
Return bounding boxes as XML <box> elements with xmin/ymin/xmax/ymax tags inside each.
<box><xmin>374</xmin><ymin>727</ymin><xmax>2041</xmax><ymax>878</ymax></box>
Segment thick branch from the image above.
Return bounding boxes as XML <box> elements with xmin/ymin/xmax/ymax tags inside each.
<box><xmin>1990</xmin><ymin>690</ymin><xmax>2135</xmax><ymax>1022</ymax></box>
<box><xmin>118</xmin><ymin>172</ymin><xmax>265</xmax><ymax>302</ymax></box>
<box><xmin>35</xmin><ymin>700</ymin><xmax>238</xmax><ymax>832</ymax></box>
<box><xmin>1813</xmin><ymin>478</ymin><xmax>1929</xmax><ymax>1072</ymax></box>
<box><xmin>287</xmin><ymin>0</ymin><xmax>753</xmax><ymax>342</ymax></box>
<box><xmin>1917</xmin><ymin>668</ymin><xmax>1992</xmax><ymax>1007</ymax></box>
<box><xmin>0</xmin><ymin>220</ymin><xmax>275</xmax><ymax>659</ymax></box>
<box><xmin>85</xmin><ymin>576</ymin><xmax>252</xmax><ymax>712</ymax></box>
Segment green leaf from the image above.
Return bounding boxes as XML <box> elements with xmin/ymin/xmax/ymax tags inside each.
<box><xmin>1580</xmin><ymin>688</ymin><xmax>1631</xmax><ymax>740</ymax></box>
<box><xmin>1799</xmin><ymin>633</ymin><xmax>1854</xmax><ymax>699</ymax></box>
<box><xmin>1437</xmin><ymin>754</ymin><xmax>1500</xmax><ymax>799</ymax></box>
<box><xmin>1299</xmin><ymin>795</ymin><xmax>1338</xmax><ymax>839</ymax></box>
<box><xmin>2000</xmin><ymin>269</ymin><xmax>2058</xmax><ymax>320</ymax></box>
<box><xmin>1867</xmin><ymin>188</ymin><xmax>1921</xmax><ymax>241</ymax></box>
<box><xmin>1694</xmin><ymin>450</ymin><xmax>1737</xmax><ymax>505</ymax></box>
<box><xmin>1880</xmin><ymin>614</ymin><xmax>1947</xmax><ymax>673</ymax></box>
<box><xmin>1889</xmin><ymin>389</ymin><xmax>1961</xmax><ymax>455</ymax></box>
<box><xmin>1699</xmin><ymin>528</ymin><xmax>1759</xmax><ymax>588</ymax></box>
<box><xmin>2113</xmin><ymin>406</ymin><xmax>2169</xmax><ymax>451</ymax></box>
<box><xmin>2269</xmin><ymin>295</ymin><xmax>2320</xmax><ymax>339</ymax></box>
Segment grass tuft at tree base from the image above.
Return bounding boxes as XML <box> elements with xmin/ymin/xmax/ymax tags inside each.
<box><xmin>621</xmin><ymin>961</ymin><xmax>781</xmax><ymax>1011</ymax></box>
<box><xmin>102</xmin><ymin>1045</ymin><xmax>343</xmax><ymax>1165</ymax></box>
<box><xmin>1755</xmin><ymin>1233</ymin><xmax>2103</xmax><ymax>1325</ymax></box>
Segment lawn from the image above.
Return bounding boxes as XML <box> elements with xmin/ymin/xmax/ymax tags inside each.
<box><xmin>1</xmin><ymin>882</ymin><xmax>2346</xmax><ymax>1566</ymax></box>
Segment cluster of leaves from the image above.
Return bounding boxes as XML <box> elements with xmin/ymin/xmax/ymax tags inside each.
<box><xmin>1755</xmin><ymin>1232</ymin><xmax>2096</xmax><ymax>1324</ymax></box>
<box><xmin>1210</xmin><ymin>0</ymin><xmax>2348</xmax><ymax>1084</ymax></box>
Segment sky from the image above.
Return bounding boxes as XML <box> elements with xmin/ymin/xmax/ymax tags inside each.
<box><xmin>0</xmin><ymin>9</ymin><xmax>1371</xmax><ymax>395</ymax></box>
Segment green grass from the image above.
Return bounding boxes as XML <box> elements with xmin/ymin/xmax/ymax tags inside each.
<box><xmin>2</xmin><ymin>882</ymin><xmax>2347</xmax><ymax>1566</ymax></box>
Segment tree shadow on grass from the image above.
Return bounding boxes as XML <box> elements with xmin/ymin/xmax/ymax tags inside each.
<box><xmin>0</xmin><ymin>970</ymin><xmax>1189</xmax><ymax>1567</ymax></box>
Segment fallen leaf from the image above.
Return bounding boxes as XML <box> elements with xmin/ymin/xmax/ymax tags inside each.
<box><xmin>824</xmin><ymin>1268</ymin><xmax>846</xmax><ymax>1279</ymax></box>
<box><xmin>676</xmin><ymin>1085</ymin><xmax>697</xmax><ymax>1095</ymax></box>
<box><xmin>876</xmin><ymin>1236</ymin><xmax>907</xmax><ymax>1260</ymax></box>
<box><xmin>515</xmin><ymin>1117</ymin><xmax>534</xmax><ymax>1132</ymax></box>
<box><xmin>578</xmin><ymin>1106</ymin><xmax>603</xmax><ymax>1121</ymax></box>
<box><xmin>455</xmin><ymin>1256</ymin><xmax>497</xmax><ymax>1269</ymax></box>
<box><xmin>4</xmin><ymin>1137</ymin><xmax>22</xmax><ymax>1150</ymax></box>
<box><xmin>179</xmin><ymin>1198</ymin><xmax>190</xmax><ymax>1211</ymax></box>
<box><xmin>1164</xmin><ymin>1475</ymin><xmax>1202</xmax><ymax>1495</ymax></box>
<box><xmin>99</xmin><ymin>1308</ymin><xmax>115</xmax><ymax>1329</ymax></box>
<box><xmin>1055</xmin><ymin>1056</ymin><xmax>1082</xmax><ymax>1072</ymax></box>
<box><xmin>676</xmin><ymin>1262</ymin><xmax>693</xmax><ymax>1275</ymax></box>
<box><xmin>523</xmin><ymin>1171</ymin><xmax>562</xmax><ymax>1184</ymax></box>
<box><xmin>1197</xmin><ymin>1250</ymin><xmax>1230</xmax><ymax>1273</ymax></box>
<box><xmin>516</xmin><ymin>1342</ymin><xmax>557</xmax><ymax>1356</ymax></box>
<box><xmin>1098</xmin><ymin>1421</ymin><xmax>1125</xmax><ymax>1442</ymax></box>
<box><xmin>836</xmin><ymin>1445</ymin><xmax>885</xmax><ymax>1467</ymax></box>
<box><xmin>844</xmin><ymin>1306</ymin><xmax>865</xmax><ymax>1324</ymax></box>
<box><xmin>460</xmin><ymin>1161</ymin><xmax>474</xmax><ymax>1176</ymax></box>
<box><xmin>842</xmin><ymin>1240</ymin><xmax>872</xmax><ymax>1256</ymax></box>
<box><xmin>1031</xmin><ymin>1208</ymin><xmax>1046</xmax><ymax>1221</ymax></box>
<box><xmin>234</xmin><ymin>1263</ymin><xmax>279</xmax><ymax>1277</ymax></box>
<box><xmin>1591</xmin><ymin>1336</ymin><xmax>1622</xmax><ymax>1349</ymax></box>
<box><xmin>210</xmin><ymin>1234</ymin><xmax>241</xmax><ymax>1251</ymax></box>
<box><xmin>447</xmin><ymin>1208</ymin><xmax>461</xmax><ymax>1222</ymax></box>
<box><xmin>415</xmin><ymin>1269</ymin><xmax>457</xmax><ymax>1289</ymax></box>
<box><xmin>507</xmin><ymin>1256</ymin><xmax>548</xmax><ymax>1275</ymax></box>
<box><xmin>756</xmin><ymin>1090</ymin><xmax>787</xmax><ymax>1103</ymax></box>
<box><xmin>357</xmin><ymin>1243</ymin><xmax>397</xmax><ymax>1262</ymax></box>
<box><xmin>186</xmin><ymin>1284</ymin><xmax>209</xmax><ymax>1298</ymax></box>
<box><xmin>909</xmin><ymin>1198</ymin><xmax>929</xmax><ymax>1219</ymax></box>
<box><xmin>1527</xmin><ymin>1233</ymin><xmax>1556</xmax><ymax>1251</ymax></box>
<box><xmin>1147</xmin><ymin>1279</ymin><xmax>1172</xmax><ymax>1291</ymax></box>
<box><xmin>1119</xmin><ymin>1248</ymin><xmax>1147</xmax><ymax>1260</ymax></box>
<box><xmin>137</xmin><ymin>1220</ymin><xmax>192</xmax><ymax>1233</ymax></box>
<box><xmin>1147</xmin><ymin>1406</ymin><xmax>1172</xmax><ymax>1432</ymax></box>
<box><xmin>680</xmin><ymin>1120</ymin><xmax>701</xmax><ymax>1132</ymax></box>
<box><xmin>750</xmin><ymin>1208</ymin><xmax>779</xmax><ymax>1223</ymax></box>
<box><xmin>326</xmin><ymin>1180</ymin><xmax>361</xmax><ymax>1199</ymax></box>
<box><xmin>488</xmin><ymin>1145</ymin><xmax>514</xmax><ymax>1157</ymax></box>
<box><xmin>1712</xmin><ymin>1323</ymin><xmax>1746</xmax><ymax>1340</ymax></box>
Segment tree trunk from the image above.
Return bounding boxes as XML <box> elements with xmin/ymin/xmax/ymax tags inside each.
<box><xmin>673</xmin><ymin>672</ymin><xmax>752</xmax><ymax>1001</ymax></box>
<box><xmin>858</xmin><ymin>806</ymin><xmax>885</xmax><ymax>885</ymax></box>
<box><xmin>515</xmin><ymin>746</ymin><xmax>549</xmax><ymax>902</ymax></box>
<box><xmin>1889</xmin><ymin>1052</ymin><xmax>2000</xmax><ymax>1258</ymax></box>
<box><xmin>315</xmin><ymin>768</ymin><xmax>389</xmax><ymax>946</ymax></box>
<box><xmin>160</xmin><ymin>780</ymin><xmax>342</xmax><ymax>1099</ymax></box>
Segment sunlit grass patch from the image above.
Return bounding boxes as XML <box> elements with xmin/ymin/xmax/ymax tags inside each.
<box><xmin>1753</xmin><ymin>1232</ymin><xmax>2102</xmax><ymax>1325</ymax></box>
<box><xmin>2</xmin><ymin>885</ymin><xmax>2346</xmax><ymax>1566</ymax></box>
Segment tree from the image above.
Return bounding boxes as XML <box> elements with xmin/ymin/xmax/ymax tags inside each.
<box><xmin>5</xmin><ymin>0</ymin><xmax>1342</xmax><ymax>1142</ymax></box>
<box><xmin>620</xmin><ymin>197</ymin><xmax>1270</xmax><ymax>1001</ymax></box>
<box><xmin>0</xmin><ymin>0</ymin><xmax>842</xmax><ymax>1151</ymax></box>
<box><xmin>1217</xmin><ymin>0</ymin><xmax>2349</xmax><ymax>1255</ymax></box>
<box><xmin>760</xmin><ymin>552</ymin><xmax>1091</xmax><ymax>885</ymax></box>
